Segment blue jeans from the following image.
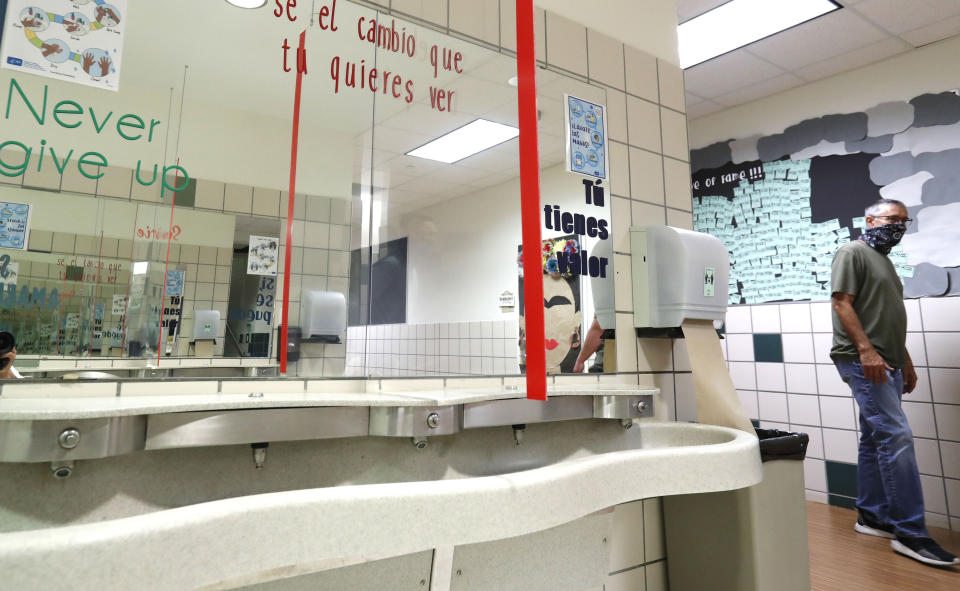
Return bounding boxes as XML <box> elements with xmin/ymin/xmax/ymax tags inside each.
<box><xmin>834</xmin><ymin>359</ymin><xmax>928</xmax><ymax>538</ymax></box>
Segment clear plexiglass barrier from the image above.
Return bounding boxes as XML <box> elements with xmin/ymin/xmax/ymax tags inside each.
<box><xmin>0</xmin><ymin>0</ymin><xmax>616</xmax><ymax>380</ymax></box>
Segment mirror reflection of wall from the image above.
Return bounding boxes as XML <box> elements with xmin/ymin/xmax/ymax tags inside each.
<box><xmin>225</xmin><ymin>216</ymin><xmax>282</xmax><ymax>358</ymax></box>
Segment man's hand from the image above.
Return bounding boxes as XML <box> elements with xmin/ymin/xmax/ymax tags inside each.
<box><xmin>860</xmin><ymin>348</ymin><xmax>892</xmax><ymax>384</ymax></box>
<box><xmin>904</xmin><ymin>357</ymin><xmax>918</xmax><ymax>394</ymax></box>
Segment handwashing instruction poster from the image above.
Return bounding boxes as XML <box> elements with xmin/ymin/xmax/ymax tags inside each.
<box><xmin>1</xmin><ymin>0</ymin><xmax>127</xmax><ymax>91</ymax></box>
<box><xmin>0</xmin><ymin>202</ymin><xmax>30</xmax><ymax>250</ymax></box>
<box><xmin>247</xmin><ymin>235</ymin><xmax>279</xmax><ymax>276</ymax></box>
<box><xmin>565</xmin><ymin>94</ymin><xmax>608</xmax><ymax>180</ymax></box>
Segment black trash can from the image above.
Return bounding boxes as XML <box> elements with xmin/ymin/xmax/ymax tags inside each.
<box><xmin>664</xmin><ymin>428</ymin><xmax>811</xmax><ymax>591</ymax></box>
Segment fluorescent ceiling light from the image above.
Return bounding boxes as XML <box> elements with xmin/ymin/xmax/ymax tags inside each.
<box><xmin>679</xmin><ymin>0</ymin><xmax>841</xmax><ymax>68</ymax></box>
<box><xmin>407</xmin><ymin>119</ymin><xmax>519</xmax><ymax>164</ymax></box>
<box><xmin>133</xmin><ymin>262</ymin><xmax>149</xmax><ymax>275</ymax></box>
<box><xmin>225</xmin><ymin>0</ymin><xmax>267</xmax><ymax>8</ymax></box>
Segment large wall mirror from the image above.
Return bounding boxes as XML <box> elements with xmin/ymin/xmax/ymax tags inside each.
<box><xmin>0</xmin><ymin>0</ymin><xmax>616</xmax><ymax>380</ymax></box>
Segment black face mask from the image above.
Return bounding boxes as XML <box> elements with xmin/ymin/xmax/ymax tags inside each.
<box><xmin>861</xmin><ymin>222</ymin><xmax>906</xmax><ymax>255</ymax></box>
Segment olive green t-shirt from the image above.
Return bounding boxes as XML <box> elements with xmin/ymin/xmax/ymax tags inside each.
<box><xmin>830</xmin><ymin>240</ymin><xmax>907</xmax><ymax>368</ymax></box>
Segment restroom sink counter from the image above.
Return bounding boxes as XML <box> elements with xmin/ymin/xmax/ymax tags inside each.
<box><xmin>0</xmin><ymin>379</ymin><xmax>658</xmax><ymax>420</ymax></box>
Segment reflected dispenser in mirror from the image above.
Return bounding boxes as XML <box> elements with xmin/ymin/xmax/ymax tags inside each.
<box><xmin>301</xmin><ymin>291</ymin><xmax>346</xmax><ymax>343</ymax></box>
<box><xmin>192</xmin><ymin>310</ymin><xmax>220</xmax><ymax>357</ymax></box>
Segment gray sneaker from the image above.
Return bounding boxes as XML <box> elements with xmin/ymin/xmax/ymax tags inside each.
<box><xmin>892</xmin><ymin>536</ymin><xmax>960</xmax><ymax>567</ymax></box>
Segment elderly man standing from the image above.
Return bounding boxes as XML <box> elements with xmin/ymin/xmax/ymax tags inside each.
<box><xmin>831</xmin><ymin>198</ymin><xmax>958</xmax><ymax>567</ymax></box>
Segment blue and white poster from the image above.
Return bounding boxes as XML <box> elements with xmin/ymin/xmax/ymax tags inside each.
<box><xmin>1</xmin><ymin>0</ymin><xmax>127</xmax><ymax>92</ymax></box>
<box><xmin>165</xmin><ymin>269</ymin><xmax>184</xmax><ymax>297</ymax></box>
<box><xmin>0</xmin><ymin>201</ymin><xmax>30</xmax><ymax>250</ymax></box>
<box><xmin>565</xmin><ymin>94</ymin><xmax>608</xmax><ymax>180</ymax></box>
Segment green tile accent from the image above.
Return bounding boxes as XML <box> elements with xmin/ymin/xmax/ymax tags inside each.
<box><xmin>828</xmin><ymin>494</ymin><xmax>857</xmax><ymax>510</ymax></box>
<box><xmin>163</xmin><ymin>176</ymin><xmax>197</xmax><ymax>208</ymax></box>
<box><xmin>826</xmin><ymin>460</ymin><xmax>858</xmax><ymax>498</ymax></box>
<box><xmin>753</xmin><ymin>333</ymin><xmax>783</xmax><ymax>363</ymax></box>
<box><xmin>751</xmin><ymin>419</ymin><xmax>760</xmax><ymax>429</ymax></box>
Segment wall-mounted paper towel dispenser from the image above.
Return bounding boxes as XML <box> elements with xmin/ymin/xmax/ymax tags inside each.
<box><xmin>192</xmin><ymin>310</ymin><xmax>221</xmax><ymax>341</ymax></box>
<box><xmin>631</xmin><ymin>226</ymin><xmax>729</xmax><ymax>329</ymax></box>
<box><xmin>301</xmin><ymin>290</ymin><xmax>346</xmax><ymax>343</ymax></box>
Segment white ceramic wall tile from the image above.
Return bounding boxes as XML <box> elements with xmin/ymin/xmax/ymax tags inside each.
<box><xmin>904</xmin><ymin>332</ymin><xmax>927</xmax><ymax>368</ymax></box>
<box><xmin>545</xmin><ymin>13</ymin><xmax>588</xmax><ymax>76</ymax></box>
<box><xmin>914</xmin><ymin>437</ymin><xmax>942</xmax><ymax>476</ymax></box>
<box><xmin>779</xmin><ymin>303</ymin><xmax>812</xmax><ymax>333</ymax></box>
<box><xmin>728</xmin><ymin>361</ymin><xmax>757</xmax><ymax>390</ymax></box>
<box><xmin>608</xmin><ymin>500</ymin><xmax>644</xmax><ymax>572</ymax></box>
<box><xmin>904</xmin><ymin>298</ymin><xmax>922</xmax><ymax>332</ymax></box>
<box><xmin>926</xmin><ymin>512</ymin><xmax>951</xmax><ymax>530</ymax></box>
<box><xmin>920</xmin><ymin>474</ymin><xmax>949</xmax><ymax>514</ymax></box>
<box><xmin>657</xmin><ymin>60</ymin><xmax>684</xmax><ymax>113</ymax></box>
<box><xmin>812</xmin><ymin>332</ymin><xmax>834</xmax><ymax>365</ymax></box>
<box><xmin>920</xmin><ymin>297</ymin><xmax>960</xmax><ymax>332</ymax></box>
<box><xmin>449</xmin><ymin>0</ymin><xmax>499</xmax><ymax>45</ymax></box>
<box><xmin>806</xmin><ymin>490</ymin><xmax>828</xmax><ymax>504</ymax></box>
<box><xmin>674</xmin><ymin>373</ymin><xmax>697</xmax><ymax>422</ymax></box>
<box><xmin>737</xmin><ymin>390</ymin><xmax>759</xmax><ymax>419</ymax></box>
<box><xmin>636</xmin><ymin>339</ymin><xmax>673</xmax><ymax>372</ymax></box>
<box><xmin>929</xmin><ymin>368</ymin><xmax>960</xmax><ymax>404</ymax></box>
<box><xmin>646</xmin><ymin>560</ymin><xmax>668</xmax><ymax>591</ymax></box>
<box><xmin>941</xmin><ymin>441</ymin><xmax>960</xmax><ymax>479</ymax></box>
<box><xmin>782</xmin><ymin>334</ymin><xmax>815</xmax><ymax>364</ymax></box>
<box><xmin>663</xmin><ymin>158</ymin><xmax>693</xmax><ymax>212</ymax></box>
<box><xmin>626</xmin><ymin>97</ymin><xmax>661</xmax><ymax>154</ymax></box>
<box><xmin>822</xmin><ymin>428</ymin><xmax>859</xmax><ymax>463</ymax></box>
<box><xmin>623</xmin><ymin>45</ymin><xmax>658</xmax><ymax>103</ymax></box>
<box><xmin>804</xmin><ymin>458</ymin><xmax>827</xmax><ymax>492</ymax></box>
<box><xmin>750</xmin><ymin>305</ymin><xmax>781</xmax><ymax>333</ymax></box>
<box><xmin>660</xmin><ymin>110</ymin><xmax>689</xmax><ymax>162</ymax></box>
<box><xmin>935</xmin><ymin>404</ymin><xmax>960</xmax><ymax>441</ymax></box>
<box><xmin>755</xmin><ymin>362</ymin><xmax>785</xmax><ymax>392</ymax></box>
<box><xmin>629</xmin><ymin>147</ymin><xmax>664</xmax><ymax>204</ymax></box>
<box><xmin>758</xmin><ymin>391</ymin><xmax>789</xmax><ymax>423</ymax></box>
<box><xmin>903</xmin><ymin>402</ymin><xmax>938</xmax><ymax>439</ymax></box>
<box><xmin>725</xmin><ymin>306</ymin><xmax>752</xmax><ymax>333</ymax></box>
<box><xmin>816</xmin><ymin>364</ymin><xmax>850</xmax><ymax>396</ymax></box>
<box><xmin>947</xmin><ymin>479</ymin><xmax>960</xmax><ymax>518</ymax></box>
<box><xmin>819</xmin><ymin>396</ymin><xmax>857</xmax><ymax>430</ymax></box>
<box><xmin>666</xmin><ymin>207</ymin><xmax>693</xmax><ymax>230</ymax></box>
<box><xmin>788</xmin><ymin>393</ymin><xmax>821</xmax><ymax>427</ymax></box>
<box><xmin>391</xmin><ymin>0</ymin><xmax>447</xmax><ymax>26</ymax></box>
<box><xmin>643</xmin><ymin>497</ymin><xmax>665</xmax><ymax>562</ymax></box>
<box><xmin>605</xmin><ymin>568</ymin><xmax>645</xmax><ymax>591</ymax></box>
<box><xmin>810</xmin><ymin>302</ymin><xmax>833</xmax><ymax>333</ymax></box>
<box><xmin>800</xmin><ymin>426</ymin><xmax>824</xmax><ymax>459</ymax></box>
<box><xmin>925</xmin><ymin>333</ymin><xmax>960</xmax><ymax>368</ymax></box>
<box><xmin>587</xmin><ymin>30</ymin><xmax>624</xmax><ymax>90</ymax></box>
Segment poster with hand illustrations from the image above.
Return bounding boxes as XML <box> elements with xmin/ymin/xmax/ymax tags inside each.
<box><xmin>0</xmin><ymin>202</ymin><xmax>30</xmax><ymax>250</ymax></box>
<box><xmin>247</xmin><ymin>235</ymin><xmax>279</xmax><ymax>276</ymax></box>
<box><xmin>1</xmin><ymin>0</ymin><xmax>127</xmax><ymax>91</ymax></box>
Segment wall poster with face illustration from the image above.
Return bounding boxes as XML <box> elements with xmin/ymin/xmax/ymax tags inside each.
<box><xmin>518</xmin><ymin>235</ymin><xmax>582</xmax><ymax>374</ymax></box>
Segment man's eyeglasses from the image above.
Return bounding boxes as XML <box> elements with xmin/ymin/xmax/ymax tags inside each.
<box><xmin>873</xmin><ymin>215</ymin><xmax>913</xmax><ymax>224</ymax></box>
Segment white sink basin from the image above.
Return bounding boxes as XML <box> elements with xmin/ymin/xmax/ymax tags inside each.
<box><xmin>0</xmin><ymin>422</ymin><xmax>760</xmax><ymax>590</ymax></box>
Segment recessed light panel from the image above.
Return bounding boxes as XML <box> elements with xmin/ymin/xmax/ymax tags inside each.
<box><xmin>407</xmin><ymin>119</ymin><xmax>520</xmax><ymax>164</ymax></box>
<box><xmin>679</xmin><ymin>0</ymin><xmax>841</xmax><ymax>69</ymax></box>
<box><xmin>226</xmin><ymin>0</ymin><xmax>267</xmax><ymax>8</ymax></box>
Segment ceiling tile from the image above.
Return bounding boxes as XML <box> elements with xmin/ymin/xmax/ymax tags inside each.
<box><xmin>712</xmin><ymin>73</ymin><xmax>806</xmax><ymax>108</ymax></box>
<box><xmin>686</xmin><ymin>100</ymin><xmax>726</xmax><ymax>120</ymax></box>
<box><xmin>794</xmin><ymin>36</ymin><xmax>913</xmax><ymax>82</ymax></box>
<box><xmin>900</xmin><ymin>15</ymin><xmax>960</xmax><ymax>47</ymax></box>
<box><xmin>684</xmin><ymin>50</ymin><xmax>785</xmax><ymax>99</ymax></box>
<box><xmin>745</xmin><ymin>8</ymin><xmax>889</xmax><ymax>71</ymax></box>
<box><xmin>851</xmin><ymin>0</ymin><xmax>960</xmax><ymax>35</ymax></box>
<box><xmin>685</xmin><ymin>92</ymin><xmax>705</xmax><ymax>106</ymax></box>
<box><xmin>676</xmin><ymin>0</ymin><xmax>727</xmax><ymax>22</ymax></box>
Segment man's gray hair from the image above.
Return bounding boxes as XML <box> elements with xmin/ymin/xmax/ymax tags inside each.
<box><xmin>865</xmin><ymin>198</ymin><xmax>907</xmax><ymax>217</ymax></box>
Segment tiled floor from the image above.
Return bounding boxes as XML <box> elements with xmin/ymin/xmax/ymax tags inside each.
<box><xmin>808</xmin><ymin>502</ymin><xmax>960</xmax><ymax>590</ymax></box>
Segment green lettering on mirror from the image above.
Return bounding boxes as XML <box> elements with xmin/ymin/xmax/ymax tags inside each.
<box><xmin>50</xmin><ymin>147</ymin><xmax>75</xmax><ymax>174</ymax></box>
<box><xmin>0</xmin><ymin>140</ymin><xmax>30</xmax><ymax>177</ymax></box>
<box><xmin>78</xmin><ymin>151</ymin><xmax>108</xmax><ymax>179</ymax></box>
<box><xmin>135</xmin><ymin>160</ymin><xmax>157</xmax><ymax>186</ymax></box>
<box><xmin>52</xmin><ymin>100</ymin><xmax>83</xmax><ymax>129</ymax></box>
<box><xmin>5</xmin><ymin>78</ymin><xmax>46</xmax><ymax>125</ymax></box>
<box><xmin>161</xmin><ymin>165</ymin><xmax>190</xmax><ymax>198</ymax></box>
<box><xmin>117</xmin><ymin>114</ymin><xmax>146</xmax><ymax>141</ymax></box>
